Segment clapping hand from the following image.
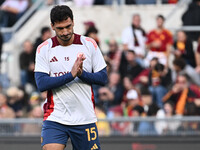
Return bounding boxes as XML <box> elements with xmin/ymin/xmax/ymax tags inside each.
<box><xmin>71</xmin><ymin>53</ymin><xmax>86</xmax><ymax>78</ymax></box>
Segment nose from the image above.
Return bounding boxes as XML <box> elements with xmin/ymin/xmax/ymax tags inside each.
<box><xmin>62</xmin><ymin>28</ymin><xmax>69</xmax><ymax>35</ymax></box>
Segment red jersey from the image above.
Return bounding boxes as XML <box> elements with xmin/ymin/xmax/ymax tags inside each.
<box><xmin>146</xmin><ymin>29</ymin><xmax>173</xmax><ymax>52</ymax></box>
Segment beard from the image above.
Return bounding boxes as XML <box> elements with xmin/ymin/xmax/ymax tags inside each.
<box><xmin>57</xmin><ymin>32</ymin><xmax>74</xmax><ymax>42</ymax></box>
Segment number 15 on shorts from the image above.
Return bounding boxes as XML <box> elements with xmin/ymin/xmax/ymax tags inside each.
<box><xmin>85</xmin><ymin>127</ymin><xmax>97</xmax><ymax>141</ymax></box>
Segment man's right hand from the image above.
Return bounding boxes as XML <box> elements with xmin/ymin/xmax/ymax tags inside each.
<box><xmin>71</xmin><ymin>57</ymin><xmax>83</xmax><ymax>78</ymax></box>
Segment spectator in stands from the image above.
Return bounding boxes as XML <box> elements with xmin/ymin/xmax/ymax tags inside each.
<box><xmin>131</xmin><ymin>68</ymin><xmax>150</xmax><ymax>95</ymax></box>
<box><xmin>95</xmin><ymin>105</ymin><xmax>111</xmax><ymax>136</ymax></box>
<box><xmin>173</xmin><ymin>30</ymin><xmax>196</xmax><ymax>68</ymax></box>
<box><xmin>172</xmin><ymin>58</ymin><xmax>200</xmax><ymax>86</ymax></box>
<box><xmin>125</xmin><ymin>89</ymin><xmax>141</xmax><ymax>116</ymax></box>
<box><xmin>182</xmin><ymin>0</ymin><xmax>200</xmax><ymax>41</ymax></box>
<box><xmin>83</xmin><ymin>21</ymin><xmax>95</xmax><ymax>34</ymax></box>
<box><xmin>28</xmin><ymin>105</ymin><xmax>43</xmax><ymax>118</ymax></box>
<box><xmin>155</xmin><ymin>101</ymin><xmax>181</xmax><ymax>135</ymax></box>
<box><xmin>108</xmin><ymin>105</ymin><xmax>131</xmax><ymax>135</ymax></box>
<box><xmin>0</xmin><ymin>0</ymin><xmax>29</xmax><ymax>27</ymax></box>
<box><xmin>130</xmin><ymin>105</ymin><xmax>144</xmax><ymax>133</ymax></box>
<box><xmin>19</xmin><ymin>40</ymin><xmax>35</xmax><ymax>88</ymax></box>
<box><xmin>28</xmin><ymin>92</ymin><xmax>41</xmax><ymax>110</ymax></box>
<box><xmin>119</xmin><ymin>50</ymin><xmax>144</xmax><ymax>80</ymax></box>
<box><xmin>122</xmin><ymin>14</ymin><xmax>146</xmax><ymax>66</ymax></box>
<box><xmin>131</xmin><ymin>58</ymin><xmax>157</xmax><ymax>95</ymax></box>
<box><xmin>162</xmin><ymin>74</ymin><xmax>199</xmax><ymax>115</ymax></box>
<box><xmin>195</xmin><ymin>36</ymin><xmax>200</xmax><ymax>73</ymax></box>
<box><xmin>104</xmin><ymin>39</ymin><xmax>121</xmax><ymax>71</ymax></box>
<box><xmin>40</xmin><ymin>91</ymin><xmax>47</xmax><ymax>101</ymax></box>
<box><xmin>146</xmin><ymin>15</ymin><xmax>173</xmax><ymax>66</ymax></box>
<box><xmin>131</xmin><ymin>105</ymin><xmax>144</xmax><ymax>117</ymax></box>
<box><xmin>138</xmin><ymin>103</ymin><xmax>159</xmax><ymax>135</ymax></box>
<box><xmin>122</xmin><ymin>76</ymin><xmax>135</xmax><ymax>103</ymax></box>
<box><xmin>141</xmin><ymin>94</ymin><xmax>153</xmax><ymax>113</ymax></box>
<box><xmin>22</xmin><ymin>105</ymin><xmax>43</xmax><ymax>135</ymax></box>
<box><xmin>148</xmin><ymin>61</ymin><xmax>172</xmax><ymax>108</ymax></box>
<box><xmin>84</xmin><ymin>25</ymin><xmax>100</xmax><ymax>46</ymax></box>
<box><xmin>98</xmin><ymin>72</ymin><xmax>123</xmax><ymax>110</ymax></box>
<box><xmin>33</xmin><ymin>26</ymin><xmax>52</xmax><ymax>55</ymax></box>
<box><xmin>0</xmin><ymin>93</ymin><xmax>15</xmax><ymax>118</ymax></box>
<box><xmin>6</xmin><ymin>87</ymin><xmax>25</xmax><ymax>117</ymax></box>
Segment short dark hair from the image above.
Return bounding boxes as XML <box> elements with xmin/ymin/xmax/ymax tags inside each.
<box><xmin>154</xmin><ymin>63</ymin><xmax>164</xmax><ymax>72</ymax></box>
<box><xmin>85</xmin><ymin>26</ymin><xmax>98</xmax><ymax>36</ymax></box>
<box><xmin>50</xmin><ymin>5</ymin><xmax>73</xmax><ymax>25</ymax></box>
<box><xmin>127</xmin><ymin>49</ymin><xmax>135</xmax><ymax>55</ymax></box>
<box><xmin>41</xmin><ymin>27</ymin><xmax>50</xmax><ymax>35</ymax></box>
<box><xmin>147</xmin><ymin>103</ymin><xmax>159</xmax><ymax>116</ymax></box>
<box><xmin>151</xmin><ymin>57</ymin><xmax>159</xmax><ymax>62</ymax></box>
<box><xmin>173</xmin><ymin>58</ymin><xmax>186</xmax><ymax>70</ymax></box>
<box><xmin>157</xmin><ymin>14</ymin><xmax>165</xmax><ymax>21</ymax></box>
<box><xmin>133</xmin><ymin>105</ymin><xmax>144</xmax><ymax>115</ymax></box>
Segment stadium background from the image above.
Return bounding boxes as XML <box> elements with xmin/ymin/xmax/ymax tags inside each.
<box><xmin>0</xmin><ymin>0</ymin><xmax>200</xmax><ymax>150</ymax></box>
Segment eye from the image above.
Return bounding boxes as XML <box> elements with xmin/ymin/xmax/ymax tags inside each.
<box><xmin>56</xmin><ymin>27</ymin><xmax>63</xmax><ymax>30</ymax></box>
<box><xmin>66</xmin><ymin>25</ymin><xmax>71</xmax><ymax>28</ymax></box>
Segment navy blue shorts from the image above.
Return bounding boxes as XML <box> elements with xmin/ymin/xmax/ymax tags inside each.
<box><xmin>41</xmin><ymin>120</ymin><xmax>101</xmax><ymax>150</ymax></box>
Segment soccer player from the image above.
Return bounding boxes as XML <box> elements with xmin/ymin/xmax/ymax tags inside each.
<box><xmin>34</xmin><ymin>5</ymin><xmax>107</xmax><ymax>150</ymax></box>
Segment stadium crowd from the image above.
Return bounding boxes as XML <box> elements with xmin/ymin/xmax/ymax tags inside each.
<box><xmin>0</xmin><ymin>0</ymin><xmax>200</xmax><ymax>136</ymax></box>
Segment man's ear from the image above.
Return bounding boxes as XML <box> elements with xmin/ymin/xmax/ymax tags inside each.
<box><xmin>51</xmin><ymin>23</ymin><xmax>55</xmax><ymax>30</ymax></box>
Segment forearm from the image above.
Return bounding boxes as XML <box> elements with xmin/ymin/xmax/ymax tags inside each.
<box><xmin>166</xmin><ymin>45</ymin><xmax>171</xmax><ymax>56</ymax></box>
<box><xmin>79</xmin><ymin>68</ymin><xmax>108</xmax><ymax>86</ymax></box>
<box><xmin>35</xmin><ymin>72</ymin><xmax>74</xmax><ymax>92</ymax></box>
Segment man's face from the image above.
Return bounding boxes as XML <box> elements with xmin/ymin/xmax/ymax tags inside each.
<box><xmin>109</xmin><ymin>72</ymin><xmax>120</xmax><ymax>86</ymax></box>
<box><xmin>173</xmin><ymin>64</ymin><xmax>181</xmax><ymax>72</ymax></box>
<box><xmin>108</xmin><ymin>40</ymin><xmax>118</xmax><ymax>52</ymax></box>
<box><xmin>128</xmin><ymin>99</ymin><xmax>139</xmax><ymax>107</ymax></box>
<box><xmin>126</xmin><ymin>51</ymin><xmax>135</xmax><ymax>62</ymax></box>
<box><xmin>156</xmin><ymin>17</ymin><xmax>164</xmax><ymax>28</ymax></box>
<box><xmin>164</xmin><ymin>103</ymin><xmax>173</xmax><ymax>115</ymax></box>
<box><xmin>132</xmin><ymin>15</ymin><xmax>141</xmax><ymax>28</ymax></box>
<box><xmin>177</xmin><ymin>31</ymin><xmax>186</xmax><ymax>42</ymax></box>
<box><xmin>177</xmin><ymin>76</ymin><xmax>188</xmax><ymax>90</ymax></box>
<box><xmin>23</xmin><ymin>41</ymin><xmax>33</xmax><ymax>54</ymax></box>
<box><xmin>51</xmin><ymin>17</ymin><xmax>74</xmax><ymax>42</ymax></box>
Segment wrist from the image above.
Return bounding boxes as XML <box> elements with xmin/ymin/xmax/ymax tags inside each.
<box><xmin>79</xmin><ymin>70</ymin><xmax>86</xmax><ymax>78</ymax></box>
<box><xmin>70</xmin><ymin>72</ymin><xmax>76</xmax><ymax>78</ymax></box>
<box><xmin>77</xmin><ymin>70</ymin><xmax>83</xmax><ymax>77</ymax></box>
